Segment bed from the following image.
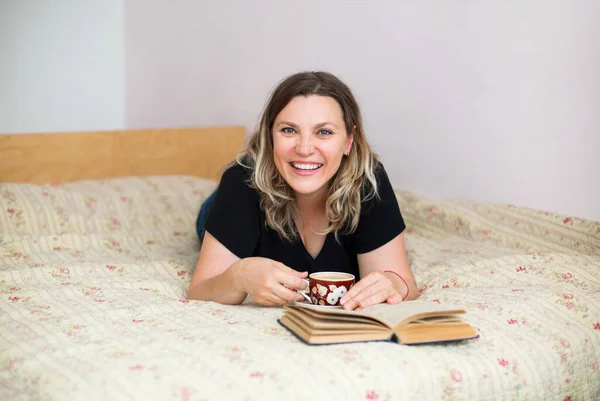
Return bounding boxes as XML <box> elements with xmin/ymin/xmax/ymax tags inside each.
<box><xmin>1</xmin><ymin>127</ymin><xmax>599</xmax><ymax>400</ymax></box>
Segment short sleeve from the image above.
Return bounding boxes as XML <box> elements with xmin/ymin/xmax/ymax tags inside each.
<box><xmin>354</xmin><ymin>164</ymin><xmax>406</xmax><ymax>254</ymax></box>
<box><xmin>204</xmin><ymin>164</ymin><xmax>260</xmax><ymax>258</ymax></box>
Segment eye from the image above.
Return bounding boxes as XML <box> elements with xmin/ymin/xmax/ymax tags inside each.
<box><xmin>281</xmin><ymin>127</ymin><xmax>296</xmax><ymax>134</ymax></box>
<box><xmin>317</xmin><ymin>129</ymin><xmax>332</xmax><ymax>136</ymax></box>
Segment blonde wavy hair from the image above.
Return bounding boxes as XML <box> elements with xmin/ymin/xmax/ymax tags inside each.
<box><xmin>236</xmin><ymin>71</ymin><xmax>380</xmax><ymax>242</ymax></box>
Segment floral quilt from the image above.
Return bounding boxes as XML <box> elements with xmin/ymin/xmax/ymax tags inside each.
<box><xmin>1</xmin><ymin>176</ymin><xmax>599</xmax><ymax>401</ymax></box>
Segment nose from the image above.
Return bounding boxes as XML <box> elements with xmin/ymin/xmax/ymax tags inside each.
<box><xmin>295</xmin><ymin>134</ymin><xmax>314</xmax><ymax>156</ymax></box>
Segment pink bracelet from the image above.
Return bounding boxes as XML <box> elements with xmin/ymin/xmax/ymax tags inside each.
<box><xmin>384</xmin><ymin>270</ymin><xmax>410</xmax><ymax>301</ymax></box>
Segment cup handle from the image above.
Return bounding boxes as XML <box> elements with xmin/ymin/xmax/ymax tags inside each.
<box><xmin>297</xmin><ymin>279</ymin><xmax>312</xmax><ymax>303</ymax></box>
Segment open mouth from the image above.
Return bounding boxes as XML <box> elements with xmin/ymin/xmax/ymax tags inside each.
<box><xmin>290</xmin><ymin>162</ymin><xmax>323</xmax><ymax>172</ymax></box>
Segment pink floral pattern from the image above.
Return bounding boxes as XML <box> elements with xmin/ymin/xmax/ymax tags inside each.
<box><xmin>0</xmin><ymin>179</ymin><xmax>599</xmax><ymax>400</ymax></box>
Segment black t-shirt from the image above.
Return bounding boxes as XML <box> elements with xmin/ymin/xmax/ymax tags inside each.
<box><xmin>204</xmin><ymin>163</ymin><xmax>405</xmax><ymax>279</ymax></box>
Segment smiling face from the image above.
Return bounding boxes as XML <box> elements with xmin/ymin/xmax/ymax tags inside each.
<box><xmin>272</xmin><ymin>95</ymin><xmax>353</xmax><ymax>201</ymax></box>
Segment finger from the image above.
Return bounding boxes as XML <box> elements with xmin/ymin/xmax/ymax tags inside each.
<box><xmin>281</xmin><ymin>284</ymin><xmax>309</xmax><ymax>302</ymax></box>
<box><xmin>386</xmin><ymin>293</ymin><xmax>404</xmax><ymax>304</ymax></box>
<box><xmin>253</xmin><ymin>282</ymin><xmax>291</xmax><ymax>305</ymax></box>
<box><xmin>262</xmin><ymin>291</ymin><xmax>291</xmax><ymax>306</ymax></box>
<box><xmin>345</xmin><ymin>278</ymin><xmax>399</xmax><ymax>310</ymax></box>
<box><xmin>341</xmin><ymin>272</ymin><xmax>378</xmax><ymax>303</ymax></box>
<box><xmin>356</xmin><ymin>283</ymin><xmax>398</xmax><ymax>309</ymax></box>
<box><xmin>269</xmin><ymin>261</ymin><xmax>306</xmax><ymax>289</ymax></box>
<box><xmin>356</xmin><ymin>292</ymin><xmax>392</xmax><ymax>309</ymax></box>
<box><xmin>272</xmin><ymin>283</ymin><xmax>305</xmax><ymax>303</ymax></box>
<box><xmin>341</xmin><ymin>271</ymin><xmax>384</xmax><ymax>305</ymax></box>
<box><xmin>301</xmin><ymin>278</ymin><xmax>309</xmax><ymax>291</ymax></box>
<box><xmin>273</xmin><ymin>262</ymin><xmax>308</xmax><ymax>282</ymax></box>
<box><xmin>278</xmin><ymin>272</ymin><xmax>309</xmax><ymax>291</ymax></box>
<box><xmin>342</xmin><ymin>281</ymin><xmax>385</xmax><ymax>310</ymax></box>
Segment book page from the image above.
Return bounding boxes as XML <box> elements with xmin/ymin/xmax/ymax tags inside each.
<box><xmin>357</xmin><ymin>301</ymin><xmax>465</xmax><ymax>327</ymax></box>
<box><xmin>286</xmin><ymin>308</ymin><xmax>385</xmax><ymax>329</ymax></box>
<box><xmin>279</xmin><ymin>316</ymin><xmax>393</xmax><ymax>345</ymax></box>
<box><xmin>289</xmin><ymin>301</ymin><xmax>465</xmax><ymax>329</ymax></box>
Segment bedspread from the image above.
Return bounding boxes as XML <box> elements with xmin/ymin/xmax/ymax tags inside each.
<box><xmin>1</xmin><ymin>177</ymin><xmax>599</xmax><ymax>400</ymax></box>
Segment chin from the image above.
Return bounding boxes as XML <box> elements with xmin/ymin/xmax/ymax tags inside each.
<box><xmin>284</xmin><ymin>176</ymin><xmax>328</xmax><ymax>196</ymax></box>
<box><xmin>288</xmin><ymin>182</ymin><xmax>327</xmax><ymax>197</ymax></box>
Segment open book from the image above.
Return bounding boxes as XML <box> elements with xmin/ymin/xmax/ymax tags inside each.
<box><xmin>279</xmin><ymin>301</ymin><xmax>478</xmax><ymax>345</ymax></box>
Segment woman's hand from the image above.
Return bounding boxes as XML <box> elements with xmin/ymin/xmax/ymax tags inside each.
<box><xmin>339</xmin><ymin>270</ymin><xmax>407</xmax><ymax>310</ymax></box>
<box><xmin>233</xmin><ymin>257</ymin><xmax>308</xmax><ymax>306</ymax></box>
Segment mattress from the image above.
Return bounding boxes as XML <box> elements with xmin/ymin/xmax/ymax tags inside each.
<box><xmin>1</xmin><ymin>176</ymin><xmax>599</xmax><ymax>400</ymax></box>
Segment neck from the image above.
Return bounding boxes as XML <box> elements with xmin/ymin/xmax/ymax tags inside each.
<box><xmin>294</xmin><ymin>187</ymin><xmax>328</xmax><ymax>222</ymax></box>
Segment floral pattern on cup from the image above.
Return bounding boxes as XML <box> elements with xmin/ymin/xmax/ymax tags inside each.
<box><xmin>308</xmin><ymin>272</ymin><xmax>355</xmax><ymax>306</ymax></box>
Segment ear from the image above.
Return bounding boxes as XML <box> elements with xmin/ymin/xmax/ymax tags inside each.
<box><xmin>345</xmin><ymin>133</ymin><xmax>354</xmax><ymax>155</ymax></box>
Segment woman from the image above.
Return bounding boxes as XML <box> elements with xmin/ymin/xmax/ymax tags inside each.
<box><xmin>188</xmin><ymin>71</ymin><xmax>418</xmax><ymax>310</ymax></box>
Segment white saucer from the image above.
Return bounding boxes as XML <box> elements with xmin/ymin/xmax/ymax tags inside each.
<box><xmin>293</xmin><ymin>301</ymin><xmax>344</xmax><ymax>309</ymax></box>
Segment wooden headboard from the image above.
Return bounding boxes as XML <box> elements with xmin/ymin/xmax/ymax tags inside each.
<box><xmin>0</xmin><ymin>126</ymin><xmax>246</xmax><ymax>184</ymax></box>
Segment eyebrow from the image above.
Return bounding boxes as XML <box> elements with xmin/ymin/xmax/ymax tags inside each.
<box><xmin>275</xmin><ymin>121</ymin><xmax>339</xmax><ymax>129</ymax></box>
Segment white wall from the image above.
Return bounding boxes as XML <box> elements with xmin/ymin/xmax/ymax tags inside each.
<box><xmin>0</xmin><ymin>0</ymin><xmax>124</xmax><ymax>134</ymax></box>
<box><xmin>1</xmin><ymin>1</ymin><xmax>598</xmax><ymax>221</ymax></box>
<box><xmin>125</xmin><ymin>1</ymin><xmax>600</xmax><ymax>221</ymax></box>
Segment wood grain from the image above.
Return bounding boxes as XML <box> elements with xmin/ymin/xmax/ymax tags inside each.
<box><xmin>0</xmin><ymin>126</ymin><xmax>246</xmax><ymax>184</ymax></box>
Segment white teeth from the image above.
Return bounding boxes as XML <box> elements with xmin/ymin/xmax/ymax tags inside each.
<box><xmin>291</xmin><ymin>162</ymin><xmax>322</xmax><ymax>171</ymax></box>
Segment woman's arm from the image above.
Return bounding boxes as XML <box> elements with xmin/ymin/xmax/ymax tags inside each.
<box><xmin>187</xmin><ymin>231</ymin><xmax>247</xmax><ymax>304</ymax></box>
<box><xmin>340</xmin><ymin>232</ymin><xmax>419</xmax><ymax>309</ymax></box>
<box><xmin>187</xmin><ymin>231</ymin><xmax>308</xmax><ymax>305</ymax></box>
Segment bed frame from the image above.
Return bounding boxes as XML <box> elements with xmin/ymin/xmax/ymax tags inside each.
<box><xmin>0</xmin><ymin>126</ymin><xmax>246</xmax><ymax>184</ymax></box>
